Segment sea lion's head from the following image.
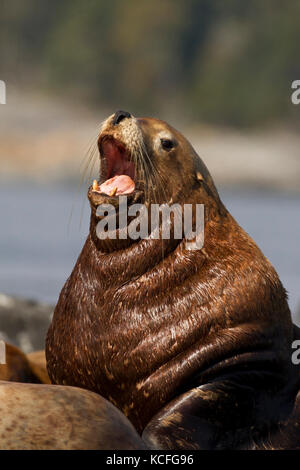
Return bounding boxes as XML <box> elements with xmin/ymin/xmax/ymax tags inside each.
<box><xmin>88</xmin><ymin>111</ymin><xmax>224</xmax><ymax>251</ymax></box>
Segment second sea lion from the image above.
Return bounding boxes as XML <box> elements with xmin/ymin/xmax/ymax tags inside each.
<box><xmin>0</xmin><ymin>380</ymin><xmax>145</xmax><ymax>450</ymax></box>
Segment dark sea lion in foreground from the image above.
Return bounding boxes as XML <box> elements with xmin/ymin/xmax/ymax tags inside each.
<box><xmin>46</xmin><ymin>110</ymin><xmax>300</xmax><ymax>449</ymax></box>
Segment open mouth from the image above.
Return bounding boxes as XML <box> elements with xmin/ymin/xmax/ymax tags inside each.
<box><xmin>92</xmin><ymin>136</ymin><xmax>136</xmax><ymax>197</ymax></box>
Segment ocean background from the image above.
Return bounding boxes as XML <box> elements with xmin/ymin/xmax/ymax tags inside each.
<box><xmin>0</xmin><ymin>181</ymin><xmax>299</xmax><ymax>323</ymax></box>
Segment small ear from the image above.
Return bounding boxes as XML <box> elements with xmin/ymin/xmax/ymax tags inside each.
<box><xmin>196</xmin><ymin>172</ymin><xmax>204</xmax><ymax>182</ymax></box>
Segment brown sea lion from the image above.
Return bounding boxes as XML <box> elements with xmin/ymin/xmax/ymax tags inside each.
<box><xmin>0</xmin><ymin>380</ymin><xmax>146</xmax><ymax>450</ymax></box>
<box><xmin>46</xmin><ymin>110</ymin><xmax>300</xmax><ymax>449</ymax></box>
<box><xmin>0</xmin><ymin>343</ymin><xmax>49</xmax><ymax>384</ymax></box>
<box><xmin>27</xmin><ymin>349</ymin><xmax>51</xmax><ymax>384</ymax></box>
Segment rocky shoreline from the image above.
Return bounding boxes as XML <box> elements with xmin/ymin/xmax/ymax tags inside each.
<box><xmin>0</xmin><ymin>293</ymin><xmax>53</xmax><ymax>353</ymax></box>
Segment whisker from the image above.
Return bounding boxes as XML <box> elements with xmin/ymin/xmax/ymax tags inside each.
<box><xmin>79</xmin><ymin>146</ymin><xmax>98</xmax><ymax>229</ymax></box>
<box><xmin>136</xmin><ymin>141</ymin><xmax>169</xmax><ymax>259</ymax></box>
<box><xmin>68</xmin><ymin>127</ymin><xmax>100</xmax><ymax>235</ymax></box>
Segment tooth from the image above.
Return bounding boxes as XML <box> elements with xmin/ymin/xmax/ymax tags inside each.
<box><xmin>93</xmin><ymin>179</ymin><xmax>99</xmax><ymax>191</ymax></box>
<box><xmin>196</xmin><ymin>172</ymin><xmax>203</xmax><ymax>181</ymax></box>
<box><xmin>109</xmin><ymin>187</ymin><xmax>117</xmax><ymax>197</ymax></box>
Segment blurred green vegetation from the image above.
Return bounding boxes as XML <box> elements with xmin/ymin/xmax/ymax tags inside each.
<box><xmin>1</xmin><ymin>0</ymin><xmax>300</xmax><ymax>127</ymax></box>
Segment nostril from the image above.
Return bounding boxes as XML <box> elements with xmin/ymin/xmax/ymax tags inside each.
<box><xmin>112</xmin><ymin>110</ymin><xmax>131</xmax><ymax>126</ymax></box>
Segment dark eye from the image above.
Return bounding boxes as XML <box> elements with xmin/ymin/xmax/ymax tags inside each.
<box><xmin>161</xmin><ymin>138</ymin><xmax>174</xmax><ymax>150</ymax></box>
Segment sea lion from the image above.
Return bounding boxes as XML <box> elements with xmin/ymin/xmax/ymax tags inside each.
<box><xmin>46</xmin><ymin>110</ymin><xmax>300</xmax><ymax>449</ymax></box>
<box><xmin>0</xmin><ymin>380</ymin><xmax>146</xmax><ymax>449</ymax></box>
<box><xmin>0</xmin><ymin>343</ymin><xmax>49</xmax><ymax>384</ymax></box>
<box><xmin>27</xmin><ymin>349</ymin><xmax>51</xmax><ymax>384</ymax></box>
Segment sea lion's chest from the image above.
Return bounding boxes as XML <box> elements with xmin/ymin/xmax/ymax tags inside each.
<box><xmin>46</xmin><ymin>234</ymin><xmax>290</xmax><ymax>431</ymax></box>
<box><xmin>47</xmin><ymin>270</ymin><xmax>212</xmax><ymax>429</ymax></box>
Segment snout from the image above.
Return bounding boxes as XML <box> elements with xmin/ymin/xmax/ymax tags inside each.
<box><xmin>112</xmin><ymin>110</ymin><xmax>132</xmax><ymax>126</ymax></box>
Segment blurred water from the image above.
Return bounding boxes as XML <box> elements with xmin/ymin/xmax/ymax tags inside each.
<box><xmin>0</xmin><ymin>183</ymin><xmax>299</xmax><ymax>322</ymax></box>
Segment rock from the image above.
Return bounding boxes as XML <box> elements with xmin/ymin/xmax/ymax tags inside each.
<box><xmin>0</xmin><ymin>381</ymin><xmax>147</xmax><ymax>450</ymax></box>
<box><xmin>0</xmin><ymin>294</ymin><xmax>53</xmax><ymax>353</ymax></box>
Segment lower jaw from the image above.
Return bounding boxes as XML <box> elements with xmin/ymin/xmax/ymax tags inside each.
<box><xmin>91</xmin><ymin>227</ymin><xmax>138</xmax><ymax>252</ymax></box>
<box><xmin>91</xmin><ymin>224</ymin><xmax>182</xmax><ymax>255</ymax></box>
<box><xmin>89</xmin><ymin>188</ymin><xmax>144</xmax><ymax>208</ymax></box>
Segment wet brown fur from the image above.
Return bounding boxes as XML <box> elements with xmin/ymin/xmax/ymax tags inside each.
<box><xmin>46</xmin><ymin>115</ymin><xmax>300</xmax><ymax>449</ymax></box>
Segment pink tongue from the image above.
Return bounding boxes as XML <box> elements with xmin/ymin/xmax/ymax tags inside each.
<box><xmin>99</xmin><ymin>175</ymin><xmax>135</xmax><ymax>196</ymax></box>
